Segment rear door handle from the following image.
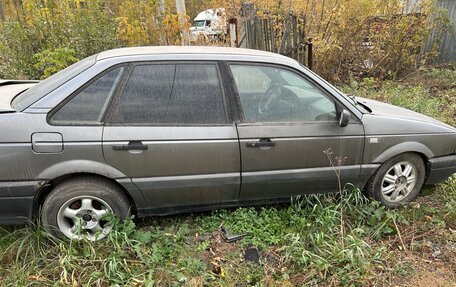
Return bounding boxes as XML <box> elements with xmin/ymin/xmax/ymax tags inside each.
<box><xmin>246</xmin><ymin>138</ymin><xmax>276</xmax><ymax>148</ymax></box>
<box><xmin>112</xmin><ymin>141</ymin><xmax>148</xmax><ymax>151</ymax></box>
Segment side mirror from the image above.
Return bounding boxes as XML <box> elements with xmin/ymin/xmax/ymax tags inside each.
<box><xmin>339</xmin><ymin>109</ymin><xmax>350</xmax><ymax>127</ymax></box>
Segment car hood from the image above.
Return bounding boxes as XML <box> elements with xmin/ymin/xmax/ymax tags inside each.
<box><xmin>0</xmin><ymin>81</ymin><xmax>38</xmax><ymax>113</ymax></box>
<box><xmin>357</xmin><ymin>97</ymin><xmax>456</xmax><ymax>135</ymax></box>
<box><xmin>357</xmin><ymin>97</ymin><xmax>453</xmax><ymax>127</ymax></box>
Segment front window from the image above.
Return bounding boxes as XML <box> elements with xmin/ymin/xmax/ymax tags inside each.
<box><xmin>229</xmin><ymin>64</ymin><xmax>337</xmax><ymax>123</ymax></box>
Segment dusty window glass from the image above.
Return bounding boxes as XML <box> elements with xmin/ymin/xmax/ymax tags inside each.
<box><xmin>51</xmin><ymin>67</ymin><xmax>124</xmax><ymax>124</ymax></box>
<box><xmin>111</xmin><ymin>64</ymin><xmax>227</xmax><ymax>124</ymax></box>
<box><xmin>230</xmin><ymin>64</ymin><xmax>337</xmax><ymax>123</ymax></box>
<box><xmin>230</xmin><ymin>65</ymin><xmax>271</xmax><ymax>94</ymax></box>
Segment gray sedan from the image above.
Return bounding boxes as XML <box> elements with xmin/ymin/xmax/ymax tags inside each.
<box><xmin>0</xmin><ymin>46</ymin><xmax>455</xmax><ymax>240</ymax></box>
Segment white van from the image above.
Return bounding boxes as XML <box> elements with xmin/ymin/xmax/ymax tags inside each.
<box><xmin>190</xmin><ymin>8</ymin><xmax>226</xmax><ymax>41</ymax></box>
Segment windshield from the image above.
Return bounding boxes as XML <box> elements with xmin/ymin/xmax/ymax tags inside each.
<box><xmin>12</xmin><ymin>55</ymin><xmax>96</xmax><ymax>111</ymax></box>
<box><xmin>299</xmin><ymin>64</ymin><xmax>376</xmax><ymax>115</ymax></box>
<box><xmin>299</xmin><ymin>64</ymin><xmax>358</xmax><ymax>107</ymax></box>
<box><xmin>192</xmin><ymin>20</ymin><xmax>206</xmax><ymax>27</ymax></box>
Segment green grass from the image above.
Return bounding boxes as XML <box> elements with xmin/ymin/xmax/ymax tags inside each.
<box><xmin>1</xmin><ymin>181</ymin><xmax>455</xmax><ymax>286</ymax></box>
<box><xmin>342</xmin><ymin>67</ymin><xmax>456</xmax><ymax>126</ymax></box>
<box><xmin>1</xmin><ymin>68</ymin><xmax>455</xmax><ymax>286</ymax></box>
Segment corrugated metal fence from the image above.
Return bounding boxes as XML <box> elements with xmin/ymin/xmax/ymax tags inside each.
<box><xmin>423</xmin><ymin>0</ymin><xmax>456</xmax><ymax>64</ymax></box>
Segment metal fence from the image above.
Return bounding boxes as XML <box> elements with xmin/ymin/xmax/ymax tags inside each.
<box><xmin>422</xmin><ymin>0</ymin><xmax>456</xmax><ymax>64</ymax></box>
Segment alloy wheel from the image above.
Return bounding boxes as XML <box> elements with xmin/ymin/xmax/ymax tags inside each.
<box><xmin>381</xmin><ymin>161</ymin><xmax>417</xmax><ymax>203</ymax></box>
<box><xmin>56</xmin><ymin>195</ymin><xmax>113</xmax><ymax>241</ymax></box>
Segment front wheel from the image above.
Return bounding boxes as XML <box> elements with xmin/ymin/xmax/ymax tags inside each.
<box><xmin>41</xmin><ymin>177</ymin><xmax>130</xmax><ymax>241</ymax></box>
<box><xmin>366</xmin><ymin>153</ymin><xmax>425</xmax><ymax>208</ymax></box>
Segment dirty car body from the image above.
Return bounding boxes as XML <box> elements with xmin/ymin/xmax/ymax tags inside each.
<box><xmin>0</xmin><ymin>47</ymin><xmax>455</xmax><ymax>239</ymax></box>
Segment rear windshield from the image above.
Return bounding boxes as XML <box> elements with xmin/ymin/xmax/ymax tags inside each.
<box><xmin>12</xmin><ymin>55</ymin><xmax>96</xmax><ymax>111</ymax></box>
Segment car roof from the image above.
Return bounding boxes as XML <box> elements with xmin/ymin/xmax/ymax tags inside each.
<box><xmin>96</xmin><ymin>46</ymin><xmax>291</xmax><ymax>61</ymax></box>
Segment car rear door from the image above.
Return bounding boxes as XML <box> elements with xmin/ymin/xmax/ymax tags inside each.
<box><xmin>226</xmin><ymin>63</ymin><xmax>365</xmax><ymax>201</ymax></box>
<box><xmin>102</xmin><ymin>62</ymin><xmax>240</xmax><ymax>210</ymax></box>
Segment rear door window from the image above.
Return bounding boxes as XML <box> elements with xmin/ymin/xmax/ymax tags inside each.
<box><xmin>109</xmin><ymin>63</ymin><xmax>227</xmax><ymax>125</ymax></box>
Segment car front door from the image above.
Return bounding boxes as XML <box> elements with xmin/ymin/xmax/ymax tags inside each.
<box><xmin>227</xmin><ymin>63</ymin><xmax>365</xmax><ymax>201</ymax></box>
<box><xmin>102</xmin><ymin>62</ymin><xmax>240</xmax><ymax>210</ymax></box>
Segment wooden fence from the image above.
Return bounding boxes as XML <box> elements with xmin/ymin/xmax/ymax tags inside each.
<box><xmin>239</xmin><ymin>12</ymin><xmax>313</xmax><ymax>69</ymax></box>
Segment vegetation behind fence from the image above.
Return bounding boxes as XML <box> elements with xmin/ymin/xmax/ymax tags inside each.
<box><xmin>0</xmin><ymin>0</ymin><xmax>451</xmax><ymax>83</ymax></box>
<box><xmin>227</xmin><ymin>0</ymin><xmax>451</xmax><ymax>82</ymax></box>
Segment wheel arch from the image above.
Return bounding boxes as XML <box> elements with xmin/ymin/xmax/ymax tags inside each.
<box><xmin>372</xmin><ymin>142</ymin><xmax>433</xmax><ymax>180</ymax></box>
<box><xmin>36</xmin><ymin>159</ymin><xmax>127</xmax><ymax>179</ymax></box>
<box><xmin>33</xmin><ymin>172</ymin><xmax>147</xmax><ymax>219</ymax></box>
<box><xmin>373</xmin><ymin>142</ymin><xmax>433</xmax><ymax>163</ymax></box>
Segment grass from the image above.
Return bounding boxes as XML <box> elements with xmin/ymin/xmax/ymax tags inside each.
<box><xmin>343</xmin><ymin>67</ymin><xmax>456</xmax><ymax>126</ymax></box>
<box><xmin>1</xmin><ymin>67</ymin><xmax>455</xmax><ymax>286</ymax></box>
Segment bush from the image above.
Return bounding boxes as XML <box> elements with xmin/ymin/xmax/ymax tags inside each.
<box><xmin>0</xmin><ymin>0</ymin><xmax>119</xmax><ymax>79</ymax></box>
<box><xmin>0</xmin><ymin>0</ymin><xmax>450</xmax><ymax>84</ymax></box>
<box><xmin>213</xmin><ymin>0</ymin><xmax>449</xmax><ymax>83</ymax></box>
<box><xmin>33</xmin><ymin>48</ymin><xmax>79</xmax><ymax>79</ymax></box>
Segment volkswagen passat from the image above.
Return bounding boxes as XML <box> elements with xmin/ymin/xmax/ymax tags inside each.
<box><xmin>1</xmin><ymin>46</ymin><xmax>455</xmax><ymax>240</ymax></box>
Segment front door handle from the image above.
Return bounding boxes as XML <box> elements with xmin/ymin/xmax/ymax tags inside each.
<box><xmin>246</xmin><ymin>138</ymin><xmax>276</xmax><ymax>148</ymax></box>
<box><xmin>112</xmin><ymin>141</ymin><xmax>148</xmax><ymax>151</ymax></box>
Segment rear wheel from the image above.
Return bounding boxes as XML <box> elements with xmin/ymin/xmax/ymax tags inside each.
<box><xmin>366</xmin><ymin>153</ymin><xmax>425</xmax><ymax>208</ymax></box>
<box><xmin>41</xmin><ymin>177</ymin><xmax>130</xmax><ymax>241</ymax></box>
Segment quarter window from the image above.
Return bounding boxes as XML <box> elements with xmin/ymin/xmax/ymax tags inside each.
<box><xmin>229</xmin><ymin>64</ymin><xmax>337</xmax><ymax>123</ymax></box>
<box><xmin>51</xmin><ymin>67</ymin><xmax>124</xmax><ymax>124</ymax></box>
<box><xmin>110</xmin><ymin>63</ymin><xmax>227</xmax><ymax>125</ymax></box>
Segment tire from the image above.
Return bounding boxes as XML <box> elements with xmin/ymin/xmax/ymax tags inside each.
<box><xmin>366</xmin><ymin>153</ymin><xmax>425</xmax><ymax>208</ymax></box>
<box><xmin>41</xmin><ymin>176</ymin><xmax>130</xmax><ymax>241</ymax></box>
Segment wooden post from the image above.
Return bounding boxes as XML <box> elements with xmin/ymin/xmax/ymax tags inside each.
<box><xmin>270</xmin><ymin>18</ymin><xmax>275</xmax><ymax>52</ymax></box>
<box><xmin>307</xmin><ymin>38</ymin><xmax>313</xmax><ymax>70</ymax></box>
<box><xmin>158</xmin><ymin>0</ymin><xmax>166</xmax><ymax>45</ymax></box>
<box><xmin>279</xmin><ymin>13</ymin><xmax>291</xmax><ymax>54</ymax></box>
<box><xmin>297</xmin><ymin>14</ymin><xmax>302</xmax><ymax>63</ymax></box>
<box><xmin>0</xmin><ymin>1</ymin><xmax>5</xmax><ymax>22</ymax></box>
<box><xmin>246</xmin><ymin>20</ymin><xmax>251</xmax><ymax>48</ymax></box>
<box><xmin>292</xmin><ymin>14</ymin><xmax>297</xmax><ymax>60</ymax></box>
<box><xmin>229</xmin><ymin>18</ymin><xmax>238</xmax><ymax>47</ymax></box>
<box><xmin>239</xmin><ymin>2</ymin><xmax>255</xmax><ymax>48</ymax></box>
<box><xmin>301</xmin><ymin>13</ymin><xmax>307</xmax><ymax>64</ymax></box>
<box><xmin>257</xmin><ymin>17</ymin><xmax>263</xmax><ymax>50</ymax></box>
<box><xmin>175</xmin><ymin>0</ymin><xmax>189</xmax><ymax>45</ymax></box>
<box><xmin>264</xmin><ymin>18</ymin><xmax>270</xmax><ymax>51</ymax></box>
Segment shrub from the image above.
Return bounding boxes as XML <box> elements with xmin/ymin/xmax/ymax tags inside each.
<box><xmin>0</xmin><ymin>0</ymin><xmax>119</xmax><ymax>79</ymax></box>
<box><xmin>212</xmin><ymin>0</ymin><xmax>449</xmax><ymax>83</ymax></box>
<box><xmin>33</xmin><ymin>48</ymin><xmax>79</xmax><ymax>80</ymax></box>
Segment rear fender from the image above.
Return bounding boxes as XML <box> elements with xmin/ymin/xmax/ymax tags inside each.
<box><xmin>37</xmin><ymin>160</ymin><xmax>127</xmax><ymax>179</ymax></box>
